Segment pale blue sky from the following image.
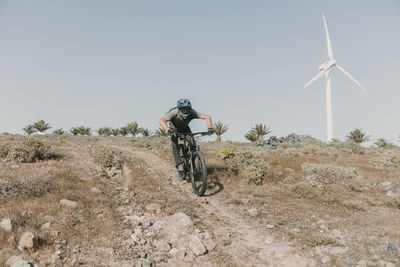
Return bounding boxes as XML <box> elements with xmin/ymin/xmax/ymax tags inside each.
<box><xmin>0</xmin><ymin>1</ymin><xmax>399</xmax><ymax>143</ymax></box>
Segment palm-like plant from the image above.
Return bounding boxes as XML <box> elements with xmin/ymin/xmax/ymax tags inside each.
<box><xmin>78</xmin><ymin>126</ymin><xmax>92</xmax><ymax>136</ymax></box>
<box><xmin>126</xmin><ymin>121</ymin><xmax>139</xmax><ymax>137</ymax></box>
<box><xmin>139</xmin><ymin>128</ymin><xmax>152</xmax><ymax>138</ymax></box>
<box><xmin>33</xmin><ymin>120</ymin><xmax>51</xmax><ymax>133</ymax></box>
<box><xmin>252</xmin><ymin>123</ymin><xmax>271</xmax><ymax>142</ymax></box>
<box><xmin>53</xmin><ymin>128</ymin><xmax>65</xmax><ymax>135</ymax></box>
<box><xmin>70</xmin><ymin>127</ymin><xmax>80</xmax><ymax>136</ymax></box>
<box><xmin>346</xmin><ymin>128</ymin><xmax>369</xmax><ymax>144</ymax></box>
<box><xmin>155</xmin><ymin>128</ymin><xmax>168</xmax><ymax>137</ymax></box>
<box><xmin>119</xmin><ymin>126</ymin><xmax>129</xmax><ymax>136</ymax></box>
<box><xmin>111</xmin><ymin>128</ymin><xmax>120</xmax><ymax>136</ymax></box>
<box><xmin>244</xmin><ymin>130</ymin><xmax>258</xmax><ymax>142</ymax></box>
<box><xmin>213</xmin><ymin>121</ymin><xmax>228</xmax><ymax>142</ymax></box>
<box><xmin>22</xmin><ymin>125</ymin><xmax>37</xmax><ymax>135</ymax></box>
<box><xmin>374</xmin><ymin>138</ymin><xmax>392</xmax><ymax>148</ymax></box>
<box><xmin>97</xmin><ymin>127</ymin><xmax>112</xmax><ymax>136</ymax></box>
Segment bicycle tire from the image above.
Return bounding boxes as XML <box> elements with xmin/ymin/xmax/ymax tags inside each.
<box><xmin>178</xmin><ymin>144</ymin><xmax>187</xmax><ymax>180</ymax></box>
<box><xmin>190</xmin><ymin>150</ymin><xmax>207</xmax><ymax>196</ymax></box>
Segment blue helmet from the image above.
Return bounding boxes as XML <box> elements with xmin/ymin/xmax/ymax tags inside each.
<box><xmin>177</xmin><ymin>98</ymin><xmax>192</xmax><ymax>119</ymax></box>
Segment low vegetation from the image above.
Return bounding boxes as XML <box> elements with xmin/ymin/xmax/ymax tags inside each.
<box><xmin>5</xmin><ymin>137</ymin><xmax>54</xmax><ymax>163</ymax></box>
<box><xmin>92</xmin><ymin>147</ymin><xmax>125</xmax><ymax>169</ymax></box>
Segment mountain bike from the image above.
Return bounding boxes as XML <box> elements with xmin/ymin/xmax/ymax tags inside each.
<box><xmin>176</xmin><ymin>132</ymin><xmax>208</xmax><ymax>196</ymax></box>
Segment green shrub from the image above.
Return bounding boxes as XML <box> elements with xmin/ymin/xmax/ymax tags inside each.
<box><xmin>223</xmin><ymin>151</ymin><xmax>273</xmax><ymax>185</ymax></box>
<box><xmin>0</xmin><ymin>176</ymin><xmax>56</xmax><ymax>198</ymax></box>
<box><xmin>8</xmin><ymin>137</ymin><xmax>52</xmax><ymax>163</ymax></box>
<box><xmin>217</xmin><ymin>146</ymin><xmax>237</xmax><ymax>160</ymax></box>
<box><xmin>301</xmin><ymin>163</ymin><xmax>358</xmax><ymax>188</ymax></box>
<box><xmin>92</xmin><ymin>147</ymin><xmax>124</xmax><ymax>169</ymax></box>
<box><xmin>370</xmin><ymin>152</ymin><xmax>400</xmax><ymax>168</ymax></box>
<box><xmin>70</xmin><ymin>126</ymin><xmax>91</xmax><ymax>136</ymax></box>
<box><xmin>0</xmin><ymin>143</ymin><xmax>10</xmax><ymax>157</ymax></box>
<box><xmin>328</xmin><ymin>140</ymin><xmax>362</xmax><ymax>154</ymax></box>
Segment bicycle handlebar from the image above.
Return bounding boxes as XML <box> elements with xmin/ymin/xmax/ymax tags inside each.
<box><xmin>176</xmin><ymin>131</ymin><xmax>209</xmax><ymax>137</ymax></box>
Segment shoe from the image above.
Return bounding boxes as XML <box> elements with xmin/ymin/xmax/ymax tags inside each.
<box><xmin>177</xmin><ymin>163</ymin><xmax>184</xmax><ymax>172</ymax></box>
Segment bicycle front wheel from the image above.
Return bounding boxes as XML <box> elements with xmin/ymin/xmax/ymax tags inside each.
<box><xmin>190</xmin><ymin>151</ymin><xmax>207</xmax><ymax>196</ymax></box>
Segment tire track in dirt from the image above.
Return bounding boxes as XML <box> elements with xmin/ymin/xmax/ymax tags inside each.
<box><xmin>113</xmin><ymin>145</ymin><xmax>317</xmax><ymax>266</ymax></box>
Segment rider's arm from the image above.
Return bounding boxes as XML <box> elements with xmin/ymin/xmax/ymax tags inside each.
<box><xmin>159</xmin><ymin>116</ymin><xmax>170</xmax><ymax>131</ymax></box>
<box><xmin>199</xmin><ymin>113</ymin><xmax>212</xmax><ymax>128</ymax></box>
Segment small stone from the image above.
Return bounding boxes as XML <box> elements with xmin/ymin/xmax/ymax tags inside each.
<box><xmin>145</xmin><ymin>203</ymin><xmax>161</xmax><ymax>212</ymax></box>
<box><xmin>169</xmin><ymin>248</ymin><xmax>186</xmax><ymax>259</ymax></box>
<box><xmin>5</xmin><ymin>255</ymin><xmax>23</xmax><ymax>266</ymax></box>
<box><xmin>139</xmin><ymin>238</ymin><xmax>147</xmax><ymax>246</ymax></box>
<box><xmin>292</xmin><ymin>228</ymin><xmax>301</xmax><ymax>233</ymax></box>
<box><xmin>381</xmin><ymin>181</ymin><xmax>393</xmax><ymax>192</ymax></box>
<box><xmin>189</xmin><ymin>234</ymin><xmax>207</xmax><ymax>256</ymax></box>
<box><xmin>266</xmin><ymin>224</ymin><xmax>276</xmax><ymax>229</ymax></box>
<box><xmin>264</xmin><ymin>236</ymin><xmax>274</xmax><ymax>244</ymax></box>
<box><xmin>10</xmin><ymin>165</ymin><xmax>20</xmax><ymax>169</ymax></box>
<box><xmin>153</xmin><ymin>239</ymin><xmax>171</xmax><ymax>252</ymax></box>
<box><xmin>18</xmin><ymin>232</ymin><xmax>39</xmax><ymax>250</ymax></box>
<box><xmin>321</xmin><ymin>255</ymin><xmax>331</xmax><ymax>264</ymax></box>
<box><xmin>90</xmin><ymin>187</ymin><xmax>101</xmax><ymax>194</ymax></box>
<box><xmin>387</xmin><ymin>243</ymin><xmax>398</xmax><ymax>254</ymax></box>
<box><xmin>248</xmin><ymin>208</ymin><xmax>258</xmax><ymax>217</ymax></box>
<box><xmin>60</xmin><ymin>199</ymin><xmax>78</xmax><ymax>209</ymax></box>
<box><xmin>241</xmin><ymin>199</ymin><xmax>250</xmax><ymax>204</ymax></box>
<box><xmin>20</xmin><ymin>211</ymin><xmax>33</xmax><ymax>217</ymax></box>
<box><xmin>8</xmin><ymin>235</ymin><xmax>16</xmax><ymax>246</ymax></box>
<box><xmin>1</xmin><ymin>218</ymin><xmax>12</xmax><ymax>232</ymax></box>
<box><xmin>40</xmin><ymin>221</ymin><xmax>51</xmax><ymax>230</ymax></box>
<box><xmin>332</xmin><ymin>229</ymin><xmax>343</xmax><ymax>239</ymax></box>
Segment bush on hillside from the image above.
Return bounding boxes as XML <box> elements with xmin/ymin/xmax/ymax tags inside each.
<box><xmin>7</xmin><ymin>138</ymin><xmax>52</xmax><ymax>163</ymax></box>
<box><xmin>216</xmin><ymin>146</ymin><xmax>237</xmax><ymax>161</ymax></box>
<box><xmin>369</xmin><ymin>152</ymin><xmax>400</xmax><ymax>168</ymax></box>
<box><xmin>0</xmin><ymin>142</ymin><xmax>10</xmax><ymax>157</ymax></box>
<box><xmin>301</xmin><ymin>163</ymin><xmax>358</xmax><ymax>188</ymax></box>
<box><xmin>92</xmin><ymin>147</ymin><xmax>124</xmax><ymax>169</ymax></box>
<box><xmin>0</xmin><ymin>176</ymin><xmax>56</xmax><ymax>199</ymax></box>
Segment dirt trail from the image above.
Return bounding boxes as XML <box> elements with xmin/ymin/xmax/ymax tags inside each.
<box><xmin>114</xmin><ymin>145</ymin><xmax>317</xmax><ymax>266</ymax></box>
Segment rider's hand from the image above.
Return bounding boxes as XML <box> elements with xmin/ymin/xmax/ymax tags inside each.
<box><xmin>168</xmin><ymin>128</ymin><xmax>177</xmax><ymax>137</ymax></box>
<box><xmin>208</xmin><ymin>127</ymin><xmax>214</xmax><ymax>136</ymax></box>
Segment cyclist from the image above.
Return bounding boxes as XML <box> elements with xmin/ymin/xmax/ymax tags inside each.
<box><xmin>159</xmin><ymin>98</ymin><xmax>213</xmax><ymax>173</ymax></box>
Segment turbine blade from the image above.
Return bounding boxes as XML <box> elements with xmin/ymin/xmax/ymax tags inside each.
<box><xmin>305</xmin><ymin>67</ymin><xmax>330</xmax><ymax>87</ymax></box>
<box><xmin>322</xmin><ymin>13</ymin><xmax>334</xmax><ymax>61</ymax></box>
<box><xmin>336</xmin><ymin>65</ymin><xmax>366</xmax><ymax>91</ymax></box>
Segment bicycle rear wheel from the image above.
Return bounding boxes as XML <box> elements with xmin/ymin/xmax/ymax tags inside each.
<box><xmin>190</xmin><ymin>151</ymin><xmax>207</xmax><ymax>196</ymax></box>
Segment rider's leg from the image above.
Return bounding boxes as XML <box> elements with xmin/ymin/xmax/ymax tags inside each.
<box><xmin>170</xmin><ymin>134</ymin><xmax>181</xmax><ymax>167</ymax></box>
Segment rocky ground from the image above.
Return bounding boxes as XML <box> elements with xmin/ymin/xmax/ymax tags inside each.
<box><xmin>0</xmin><ymin>135</ymin><xmax>399</xmax><ymax>266</ymax></box>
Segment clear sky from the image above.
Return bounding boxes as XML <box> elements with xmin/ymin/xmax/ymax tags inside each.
<box><xmin>0</xmin><ymin>0</ymin><xmax>399</xmax><ymax>143</ymax></box>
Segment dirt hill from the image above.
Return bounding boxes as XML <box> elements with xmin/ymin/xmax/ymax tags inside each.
<box><xmin>0</xmin><ymin>134</ymin><xmax>399</xmax><ymax>266</ymax></box>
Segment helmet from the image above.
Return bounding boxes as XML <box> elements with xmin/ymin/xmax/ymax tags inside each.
<box><xmin>177</xmin><ymin>98</ymin><xmax>192</xmax><ymax>119</ymax></box>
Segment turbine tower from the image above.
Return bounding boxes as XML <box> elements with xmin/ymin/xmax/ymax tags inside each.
<box><xmin>305</xmin><ymin>13</ymin><xmax>365</xmax><ymax>142</ymax></box>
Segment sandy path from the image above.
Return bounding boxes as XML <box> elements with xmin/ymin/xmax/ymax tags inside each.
<box><xmin>113</xmin><ymin>146</ymin><xmax>317</xmax><ymax>266</ymax></box>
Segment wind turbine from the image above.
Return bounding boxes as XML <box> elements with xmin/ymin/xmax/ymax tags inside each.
<box><xmin>305</xmin><ymin>13</ymin><xmax>365</xmax><ymax>142</ymax></box>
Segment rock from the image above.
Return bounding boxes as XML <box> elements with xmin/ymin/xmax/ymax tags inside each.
<box><xmin>8</xmin><ymin>235</ymin><xmax>16</xmax><ymax>246</ymax></box>
<box><xmin>11</xmin><ymin>261</ymin><xmax>39</xmax><ymax>267</ymax></box>
<box><xmin>152</xmin><ymin>212</ymin><xmax>194</xmax><ymax>233</ymax></box>
<box><xmin>266</xmin><ymin>224</ymin><xmax>276</xmax><ymax>229</ymax></box>
<box><xmin>60</xmin><ymin>199</ymin><xmax>78</xmax><ymax>209</ymax></box>
<box><xmin>387</xmin><ymin>243</ymin><xmax>398</xmax><ymax>254</ymax></box>
<box><xmin>385</xmin><ymin>263</ymin><xmax>396</xmax><ymax>267</ymax></box>
<box><xmin>321</xmin><ymin>255</ymin><xmax>331</xmax><ymax>264</ymax></box>
<box><xmin>169</xmin><ymin>248</ymin><xmax>186</xmax><ymax>260</ymax></box>
<box><xmin>329</xmin><ymin>246</ymin><xmax>348</xmax><ymax>255</ymax></box>
<box><xmin>5</xmin><ymin>255</ymin><xmax>23</xmax><ymax>266</ymax></box>
<box><xmin>90</xmin><ymin>187</ymin><xmax>101</xmax><ymax>194</ymax></box>
<box><xmin>199</xmin><ymin>231</ymin><xmax>216</xmax><ymax>252</ymax></box>
<box><xmin>381</xmin><ymin>181</ymin><xmax>393</xmax><ymax>192</ymax></box>
<box><xmin>331</xmin><ymin>229</ymin><xmax>343</xmax><ymax>239</ymax></box>
<box><xmin>319</xmin><ymin>225</ymin><xmax>329</xmax><ymax>232</ymax></box>
<box><xmin>1</xmin><ymin>218</ymin><xmax>12</xmax><ymax>232</ymax></box>
<box><xmin>248</xmin><ymin>208</ymin><xmax>258</xmax><ymax>217</ymax></box>
<box><xmin>10</xmin><ymin>165</ymin><xmax>20</xmax><ymax>169</ymax></box>
<box><xmin>40</xmin><ymin>222</ymin><xmax>51</xmax><ymax>230</ymax></box>
<box><xmin>145</xmin><ymin>203</ymin><xmax>161</xmax><ymax>212</ymax></box>
<box><xmin>18</xmin><ymin>232</ymin><xmax>39</xmax><ymax>250</ymax></box>
<box><xmin>153</xmin><ymin>239</ymin><xmax>171</xmax><ymax>252</ymax></box>
<box><xmin>188</xmin><ymin>234</ymin><xmax>207</xmax><ymax>256</ymax></box>
<box><xmin>241</xmin><ymin>198</ymin><xmax>250</xmax><ymax>204</ymax></box>
<box><xmin>20</xmin><ymin>211</ymin><xmax>33</xmax><ymax>218</ymax></box>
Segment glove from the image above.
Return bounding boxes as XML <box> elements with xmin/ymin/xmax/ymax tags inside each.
<box><xmin>208</xmin><ymin>128</ymin><xmax>214</xmax><ymax>136</ymax></box>
<box><xmin>168</xmin><ymin>128</ymin><xmax>177</xmax><ymax>137</ymax></box>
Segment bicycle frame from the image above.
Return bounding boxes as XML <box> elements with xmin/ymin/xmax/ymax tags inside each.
<box><xmin>177</xmin><ymin>132</ymin><xmax>208</xmax><ymax>171</ymax></box>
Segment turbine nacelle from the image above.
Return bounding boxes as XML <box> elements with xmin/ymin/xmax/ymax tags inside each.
<box><xmin>318</xmin><ymin>60</ymin><xmax>336</xmax><ymax>71</ymax></box>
